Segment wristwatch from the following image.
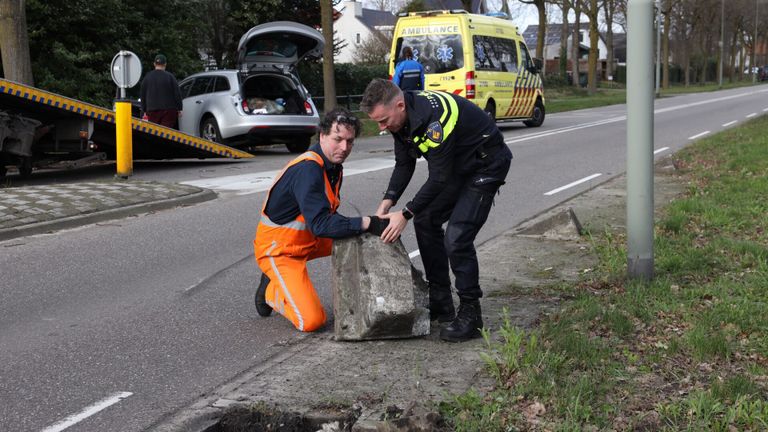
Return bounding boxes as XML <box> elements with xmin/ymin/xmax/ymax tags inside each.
<box><xmin>402</xmin><ymin>207</ymin><xmax>414</xmax><ymax>220</ymax></box>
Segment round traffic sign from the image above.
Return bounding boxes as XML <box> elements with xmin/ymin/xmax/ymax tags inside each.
<box><xmin>110</xmin><ymin>51</ymin><xmax>142</xmax><ymax>88</ymax></box>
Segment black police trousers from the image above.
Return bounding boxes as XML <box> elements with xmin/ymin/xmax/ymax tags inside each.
<box><xmin>414</xmin><ymin>144</ymin><xmax>513</xmax><ymax>300</ymax></box>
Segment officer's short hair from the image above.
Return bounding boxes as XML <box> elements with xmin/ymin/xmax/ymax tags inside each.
<box><xmin>360</xmin><ymin>79</ymin><xmax>402</xmax><ymax>114</ymax></box>
<box><xmin>319</xmin><ymin>107</ymin><xmax>361</xmax><ymax>137</ymax></box>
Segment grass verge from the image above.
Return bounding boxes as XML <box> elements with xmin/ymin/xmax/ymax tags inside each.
<box><xmin>440</xmin><ymin>116</ymin><xmax>768</xmax><ymax>430</ymax></box>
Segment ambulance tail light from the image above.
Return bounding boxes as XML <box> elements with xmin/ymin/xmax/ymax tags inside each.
<box><xmin>465</xmin><ymin>71</ymin><xmax>476</xmax><ymax>99</ymax></box>
<box><xmin>241</xmin><ymin>100</ymin><xmax>251</xmax><ymax>113</ymax></box>
<box><xmin>304</xmin><ymin>101</ymin><xmax>313</xmax><ymax>114</ymax></box>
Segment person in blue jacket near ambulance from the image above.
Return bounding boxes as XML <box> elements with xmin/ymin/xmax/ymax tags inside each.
<box><xmin>392</xmin><ymin>47</ymin><xmax>425</xmax><ymax>91</ymax></box>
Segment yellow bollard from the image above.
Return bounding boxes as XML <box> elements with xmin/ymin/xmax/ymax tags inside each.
<box><xmin>115</xmin><ymin>100</ymin><xmax>133</xmax><ymax>178</ymax></box>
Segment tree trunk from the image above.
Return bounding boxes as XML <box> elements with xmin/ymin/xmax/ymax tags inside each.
<box><xmin>603</xmin><ymin>0</ymin><xmax>615</xmax><ymax>81</ymax></box>
<box><xmin>560</xmin><ymin>0</ymin><xmax>571</xmax><ymax>78</ymax></box>
<box><xmin>662</xmin><ymin>0</ymin><xmax>671</xmax><ymax>88</ymax></box>
<box><xmin>320</xmin><ymin>0</ymin><xmax>336</xmax><ymax>111</ymax></box>
<box><xmin>586</xmin><ymin>0</ymin><xmax>598</xmax><ymax>94</ymax></box>
<box><xmin>0</xmin><ymin>0</ymin><xmax>34</xmax><ymax>85</ymax></box>
<box><xmin>572</xmin><ymin>0</ymin><xmax>581</xmax><ymax>88</ymax></box>
<box><xmin>535</xmin><ymin>0</ymin><xmax>546</xmax><ymax>60</ymax></box>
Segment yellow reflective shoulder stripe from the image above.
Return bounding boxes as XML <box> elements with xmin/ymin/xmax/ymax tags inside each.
<box><xmin>417</xmin><ymin>91</ymin><xmax>459</xmax><ymax>153</ymax></box>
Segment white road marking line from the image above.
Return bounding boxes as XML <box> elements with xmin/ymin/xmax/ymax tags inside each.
<box><xmin>722</xmin><ymin>120</ymin><xmax>738</xmax><ymax>127</ymax></box>
<box><xmin>505</xmin><ymin>89</ymin><xmax>768</xmax><ymax>145</ymax></box>
<box><xmin>181</xmin><ymin>157</ymin><xmax>397</xmax><ymax>195</ymax></box>
<box><xmin>654</xmin><ymin>147</ymin><xmax>670</xmax><ymax>155</ymax></box>
<box><xmin>41</xmin><ymin>392</ymin><xmax>133</xmax><ymax>432</ymax></box>
<box><xmin>408</xmin><ymin>250</ymin><xmax>421</xmax><ymax>259</ymax></box>
<box><xmin>688</xmin><ymin>131</ymin><xmax>710</xmax><ymax>140</ymax></box>
<box><xmin>544</xmin><ymin>173</ymin><xmax>602</xmax><ymax>196</ymax></box>
<box><xmin>747</xmin><ymin>112</ymin><xmax>758</xmax><ymax>118</ymax></box>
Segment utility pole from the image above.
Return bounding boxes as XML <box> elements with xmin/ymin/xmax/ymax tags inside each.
<box><xmin>627</xmin><ymin>0</ymin><xmax>655</xmax><ymax>281</ymax></box>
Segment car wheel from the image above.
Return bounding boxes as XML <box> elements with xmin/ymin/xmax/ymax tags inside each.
<box><xmin>484</xmin><ymin>101</ymin><xmax>496</xmax><ymax>120</ymax></box>
<box><xmin>523</xmin><ymin>99</ymin><xmax>545</xmax><ymax>127</ymax></box>
<box><xmin>286</xmin><ymin>136</ymin><xmax>311</xmax><ymax>154</ymax></box>
<box><xmin>200</xmin><ymin>117</ymin><xmax>223</xmax><ymax>143</ymax></box>
<box><xmin>19</xmin><ymin>157</ymin><xmax>33</xmax><ymax>178</ymax></box>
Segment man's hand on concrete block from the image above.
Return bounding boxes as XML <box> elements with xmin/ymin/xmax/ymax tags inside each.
<box><xmin>367</xmin><ymin>215</ymin><xmax>390</xmax><ymax>237</ymax></box>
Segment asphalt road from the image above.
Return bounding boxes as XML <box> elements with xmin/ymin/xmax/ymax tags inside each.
<box><xmin>2</xmin><ymin>85</ymin><xmax>768</xmax><ymax>432</ymax></box>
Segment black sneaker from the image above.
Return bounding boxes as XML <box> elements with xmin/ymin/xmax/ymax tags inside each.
<box><xmin>255</xmin><ymin>273</ymin><xmax>273</xmax><ymax>317</ymax></box>
<box><xmin>440</xmin><ymin>300</ymin><xmax>483</xmax><ymax>342</ymax></box>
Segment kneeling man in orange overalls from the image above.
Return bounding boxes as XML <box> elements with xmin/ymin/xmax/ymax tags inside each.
<box><xmin>253</xmin><ymin>108</ymin><xmax>389</xmax><ymax>332</ymax></box>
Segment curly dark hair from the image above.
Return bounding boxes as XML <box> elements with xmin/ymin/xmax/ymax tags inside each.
<box><xmin>319</xmin><ymin>107</ymin><xmax>361</xmax><ymax>137</ymax></box>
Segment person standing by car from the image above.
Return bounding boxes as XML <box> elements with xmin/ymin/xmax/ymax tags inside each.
<box><xmin>360</xmin><ymin>78</ymin><xmax>512</xmax><ymax>342</ymax></box>
<box><xmin>393</xmin><ymin>46</ymin><xmax>425</xmax><ymax>91</ymax></box>
<box><xmin>253</xmin><ymin>108</ymin><xmax>388</xmax><ymax>332</ymax></box>
<box><xmin>140</xmin><ymin>54</ymin><xmax>183</xmax><ymax>129</ymax></box>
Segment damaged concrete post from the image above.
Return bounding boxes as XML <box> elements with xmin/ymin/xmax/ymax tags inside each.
<box><xmin>332</xmin><ymin>234</ymin><xmax>430</xmax><ymax>341</ymax></box>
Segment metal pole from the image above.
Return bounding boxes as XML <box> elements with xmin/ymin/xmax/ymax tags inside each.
<box><xmin>719</xmin><ymin>0</ymin><xmax>724</xmax><ymax>87</ymax></box>
<box><xmin>627</xmin><ymin>0</ymin><xmax>655</xmax><ymax>280</ymax></box>
<box><xmin>655</xmin><ymin>1</ymin><xmax>661</xmax><ymax>96</ymax></box>
<box><xmin>115</xmin><ymin>100</ymin><xmax>133</xmax><ymax>178</ymax></box>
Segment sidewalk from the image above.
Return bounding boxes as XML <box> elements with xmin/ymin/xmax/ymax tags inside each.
<box><xmin>0</xmin><ymin>180</ymin><xmax>215</xmax><ymax>242</ymax></box>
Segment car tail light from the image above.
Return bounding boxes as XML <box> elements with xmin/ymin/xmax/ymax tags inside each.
<box><xmin>465</xmin><ymin>71</ymin><xmax>475</xmax><ymax>99</ymax></box>
<box><xmin>304</xmin><ymin>101</ymin><xmax>313</xmax><ymax>115</ymax></box>
<box><xmin>242</xmin><ymin>100</ymin><xmax>250</xmax><ymax>113</ymax></box>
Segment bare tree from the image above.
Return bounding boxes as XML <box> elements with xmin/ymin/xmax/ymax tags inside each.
<box><xmin>581</xmin><ymin>0</ymin><xmax>600</xmax><ymax>94</ymax></box>
<box><xmin>519</xmin><ymin>0</ymin><xmax>547</xmax><ymax>59</ymax></box>
<box><xmin>662</xmin><ymin>0</ymin><xmax>672</xmax><ymax>88</ymax></box>
<box><xmin>321</xmin><ymin>0</ymin><xmax>336</xmax><ymax>110</ymax></box>
<box><xmin>571</xmin><ymin>0</ymin><xmax>582</xmax><ymax>88</ymax></box>
<box><xmin>354</xmin><ymin>29</ymin><xmax>393</xmax><ymax>64</ymax></box>
<box><xmin>0</xmin><ymin>0</ymin><xmax>34</xmax><ymax>85</ymax></box>
<box><xmin>602</xmin><ymin>0</ymin><xmax>616</xmax><ymax>81</ymax></box>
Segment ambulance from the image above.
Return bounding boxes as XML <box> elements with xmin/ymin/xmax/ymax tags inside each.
<box><xmin>389</xmin><ymin>10</ymin><xmax>545</xmax><ymax>127</ymax></box>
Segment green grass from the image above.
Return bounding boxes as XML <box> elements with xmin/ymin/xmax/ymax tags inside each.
<box><xmin>440</xmin><ymin>115</ymin><xmax>768</xmax><ymax>430</ymax></box>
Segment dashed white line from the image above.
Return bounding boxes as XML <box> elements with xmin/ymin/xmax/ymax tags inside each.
<box><xmin>654</xmin><ymin>147</ymin><xmax>670</xmax><ymax>155</ymax></box>
<box><xmin>747</xmin><ymin>112</ymin><xmax>758</xmax><ymax>118</ymax></box>
<box><xmin>41</xmin><ymin>392</ymin><xmax>133</xmax><ymax>432</ymax></box>
<box><xmin>544</xmin><ymin>173</ymin><xmax>602</xmax><ymax>196</ymax></box>
<box><xmin>688</xmin><ymin>131</ymin><xmax>710</xmax><ymax>140</ymax></box>
<box><xmin>722</xmin><ymin>120</ymin><xmax>738</xmax><ymax>127</ymax></box>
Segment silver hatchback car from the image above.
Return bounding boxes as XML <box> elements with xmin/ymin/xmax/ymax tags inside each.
<box><xmin>178</xmin><ymin>22</ymin><xmax>323</xmax><ymax>153</ymax></box>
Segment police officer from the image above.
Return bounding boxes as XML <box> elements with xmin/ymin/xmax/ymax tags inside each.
<box><xmin>360</xmin><ymin>79</ymin><xmax>512</xmax><ymax>342</ymax></box>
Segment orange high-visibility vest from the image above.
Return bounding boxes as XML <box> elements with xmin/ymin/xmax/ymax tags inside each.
<box><xmin>254</xmin><ymin>150</ymin><xmax>341</xmax><ymax>260</ymax></box>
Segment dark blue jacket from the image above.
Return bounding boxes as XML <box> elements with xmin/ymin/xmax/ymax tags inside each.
<box><xmin>264</xmin><ymin>143</ymin><xmax>364</xmax><ymax>238</ymax></box>
<box><xmin>393</xmin><ymin>59</ymin><xmax>425</xmax><ymax>91</ymax></box>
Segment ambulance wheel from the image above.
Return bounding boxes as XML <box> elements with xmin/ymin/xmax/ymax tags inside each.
<box><xmin>200</xmin><ymin>117</ymin><xmax>223</xmax><ymax>143</ymax></box>
<box><xmin>484</xmin><ymin>101</ymin><xmax>496</xmax><ymax>120</ymax></box>
<box><xmin>286</xmin><ymin>136</ymin><xmax>311</xmax><ymax>154</ymax></box>
<box><xmin>524</xmin><ymin>99</ymin><xmax>545</xmax><ymax>127</ymax></box>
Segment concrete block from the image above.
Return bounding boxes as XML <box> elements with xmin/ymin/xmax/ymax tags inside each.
<box><xmin>332</xmin><ymin>234</ymin><xmax>430</xmax><ymax>341</ymax></box>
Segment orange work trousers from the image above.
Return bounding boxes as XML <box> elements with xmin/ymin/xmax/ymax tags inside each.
<box><xmin>255</xmin><ymin>238</ymin><xmax>332</xmax><ymax>332</ymax></box>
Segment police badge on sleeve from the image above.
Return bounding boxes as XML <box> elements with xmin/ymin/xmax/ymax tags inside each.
<box><xmin>426</xmin><ymin>121</ymin><xmax>443</xmax><ymax>143</ymax></box>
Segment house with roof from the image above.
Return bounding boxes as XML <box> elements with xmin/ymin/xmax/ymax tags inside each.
<box><xmin>333</xmin><ymin>1</ymin><xmax>397</xmax><ymax>63</ymax></box>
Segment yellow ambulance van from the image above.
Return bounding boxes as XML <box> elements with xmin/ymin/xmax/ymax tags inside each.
<box><xmin>389</xmin><ymin>10</ymin><xmax>545</xmax><ymax>127</ymax></box>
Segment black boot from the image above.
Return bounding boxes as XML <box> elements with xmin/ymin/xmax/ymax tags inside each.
<box><xmin>255</xmin><ymin>273</ymin><xmax>273</xmax><ymax>317</ymax></box>
<box><xmin>429</xmin><ymin>283</ymin><xmax>455</xmax><ymax>323</ymax></box>
<box><xmin>440</xmin><ymin>299</ymin><xmax>483</xmax><ymax>342</ymax></box>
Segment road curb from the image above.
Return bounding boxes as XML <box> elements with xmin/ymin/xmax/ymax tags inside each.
<box><xmin>0</xmin><ymin>188</ymin><xmax>217</xmax><ymax>242</ymax></box>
